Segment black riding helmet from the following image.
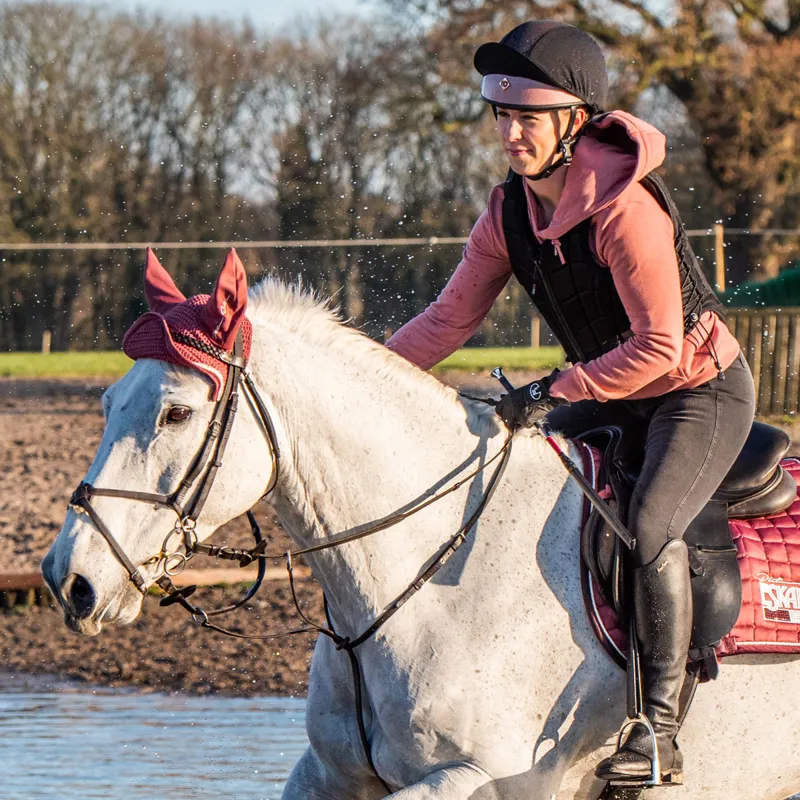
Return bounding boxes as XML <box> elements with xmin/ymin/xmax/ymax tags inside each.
<box><xmin>474</xmin><ymin>21</ymin><xmax>608</xmax><ymax>179</ymax></box>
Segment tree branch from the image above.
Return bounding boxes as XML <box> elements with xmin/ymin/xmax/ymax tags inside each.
<box><xmin>728</xmin><ymin>0</ymin><xmax>788</xmax><ymax>38</ymax></box>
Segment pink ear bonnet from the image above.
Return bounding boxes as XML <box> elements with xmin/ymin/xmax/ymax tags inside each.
<box><xmin>122</xmin><ymin>249</ymin><xmax>252</xmax><ymax>399</ymax></box>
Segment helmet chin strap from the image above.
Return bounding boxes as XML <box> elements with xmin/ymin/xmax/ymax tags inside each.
<box><xmin>527</xmin><ymin>105</ymin><xmax>580</xmax><ymax>182</ymax></box>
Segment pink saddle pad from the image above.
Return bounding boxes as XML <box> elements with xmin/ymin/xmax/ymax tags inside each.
<box><xmin>582</xmin><ymin>450</ymin><xmax>800</xmax><ymax>662</ymax></box>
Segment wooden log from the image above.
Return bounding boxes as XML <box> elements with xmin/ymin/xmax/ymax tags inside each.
<box><xmin>170</xmin><ymin>566</ymin><xmax>310</xmax><ymax>587</ymax></box>
<box><xmin>0</xmin><ymin>572</ymin><xmax>43</xmax><ymax>590</ymax></box>
<box><xmin>0</xmin><ymin>566</ymin><xmax>310</xmax><ymax>595</ymax></box>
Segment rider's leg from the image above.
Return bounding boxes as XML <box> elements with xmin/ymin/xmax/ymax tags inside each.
<box><xmin>596</xmin><ymin>539</ymin><xmax>692</xmax><ymax>782</ymax></box>
<box><xmin>595</xmin><ymin>354</ymin><xmax>755</xmax><ymax>783</ymax></box>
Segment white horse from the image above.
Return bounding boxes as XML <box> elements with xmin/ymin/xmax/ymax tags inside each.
<box><xmin>43</xmin><ymin>270</ymin><xmax>800</xmax><ymax>800</ymax></box>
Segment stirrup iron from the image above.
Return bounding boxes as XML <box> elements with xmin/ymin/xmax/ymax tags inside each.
<box><xmin>609</xmin><ymin>714</ymin><xmax>662</xmax><ymax>787</ymax></box>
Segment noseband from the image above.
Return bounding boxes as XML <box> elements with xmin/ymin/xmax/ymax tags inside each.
<box><xmin>69</xmin><ymin>330</ymin><xmax>280</xmax><ymax>595</ymax></box>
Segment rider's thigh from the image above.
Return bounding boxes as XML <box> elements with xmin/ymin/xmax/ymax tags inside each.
<box><xmin>629</xmin><ymin>357</ymin><xmax>755</xmax><ymax>566</ymax></box>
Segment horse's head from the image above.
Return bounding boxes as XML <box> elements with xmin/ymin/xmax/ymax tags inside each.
<box><xmin>42</xmin><ymin>249</ymin><xmax>275</xmax><ymax>635</ymax></box>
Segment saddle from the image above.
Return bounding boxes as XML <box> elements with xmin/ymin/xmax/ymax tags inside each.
<box><xmin>578</xmin><ymin>420</ymin><xmax>799</xmax><ymax>678</ymax></box>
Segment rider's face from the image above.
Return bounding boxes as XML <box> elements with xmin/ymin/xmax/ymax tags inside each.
<box><xmin>496</xmin><ymin>107</ymin><xmax>569</xmax><ymax>177</ymax></box>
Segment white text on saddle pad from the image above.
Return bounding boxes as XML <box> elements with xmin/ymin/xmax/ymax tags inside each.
<box><xmin>760</xmin><ymin>578</ymin><xmax>800</xmax><ymax>623</ymax></box>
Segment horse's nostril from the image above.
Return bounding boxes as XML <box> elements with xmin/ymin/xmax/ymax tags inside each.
<box><xmin>65</xmin><ymin>574</ymin><xmax>96</xmax><ymax>619</ymax></box>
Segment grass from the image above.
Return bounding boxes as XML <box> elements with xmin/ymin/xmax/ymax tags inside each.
<box><xmin>0</xmin><ymin>346</ymin><xmax>563</xmax><ymax>379</ymax></box>
<box><xmin>0</xmin><ymin>351</ymin><xmax>133</xmax><ymax>378</ymax></box>
<box><xmin>433</xmin><ymin>346</ymin><xmax>564</xmax><ymax>374</ymax></box>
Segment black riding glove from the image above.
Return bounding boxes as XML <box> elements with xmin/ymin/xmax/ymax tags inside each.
<box><xmin>495</xmin><ymin>370</ymin><xmax>567</xmax><ymax>431</ymax></box>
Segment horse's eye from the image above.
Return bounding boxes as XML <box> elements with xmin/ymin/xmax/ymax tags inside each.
<box><xmin>165</xmin><ymin>406</ymin><xmax>192</xmax><ymax>424</ymax></box>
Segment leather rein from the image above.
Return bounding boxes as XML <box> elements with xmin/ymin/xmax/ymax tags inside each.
<box><xmin>68</xmin><ymin>331</ymin><xmax>512</xmax><ymax>791</ymax></box>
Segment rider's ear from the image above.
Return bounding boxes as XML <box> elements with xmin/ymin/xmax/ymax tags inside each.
<box><xmin>144</xmin><ymin>248</ymin><xmax>186</xmax><ymax>313</ymax></box>
<box><xmin>201</xmin><ymin>248</ymin><xmax>248</xmax><ymax>349</ymax></box>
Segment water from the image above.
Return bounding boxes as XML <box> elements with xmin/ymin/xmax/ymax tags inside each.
<box><xmin>0</xmin><ymin>674</ymin><xmax>308</xmax><ymax>800</ymax></box>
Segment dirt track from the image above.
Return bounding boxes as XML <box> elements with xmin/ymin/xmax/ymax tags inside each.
<box><xmin>0</xmin><ymin>378</ymin><xmax>321</xmax><ymax>696</ymax></box>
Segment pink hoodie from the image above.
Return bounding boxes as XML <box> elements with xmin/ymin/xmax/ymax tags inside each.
<box><xmin>386</xmin><ymin>111</ymin><xmax>740</xmax><ymax>402</ymax></box>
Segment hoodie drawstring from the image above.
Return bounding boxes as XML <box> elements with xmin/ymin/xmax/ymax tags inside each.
<box><xmin>692</xmin><ymin>313</ymin><xmax>725</xmax><ymax>381</ymax></box>
<box><xmin>552</xmin><ymin>239</ymin><xmax>566</xmax><ymax>265</ymax></box>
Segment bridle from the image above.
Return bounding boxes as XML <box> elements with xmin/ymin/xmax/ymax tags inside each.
<box><xmin>69</xmin><ymin>330</ymin><xmax>279</xmax><ymax>594</ymax></box>
<box><xmin>68</xmin><ymin>328</ymin><xmax>512</xmax><ymax>791</ymax></box>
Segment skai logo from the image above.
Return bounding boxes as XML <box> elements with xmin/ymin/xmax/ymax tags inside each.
<box><xmin>759</xmin><ymin>577</ymin><xmax>800</xmax><ymax>623</ymax></box>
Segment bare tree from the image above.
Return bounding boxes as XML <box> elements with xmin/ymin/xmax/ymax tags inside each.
<box><xmin>384</xmin><ymin>0</ymin><xmax>800</xmax><ymax>282</ymax></box>
<box><xmin>0</xmin><ymin>3</ymin><xmax>270</xmax><ymax>350</ymax></box>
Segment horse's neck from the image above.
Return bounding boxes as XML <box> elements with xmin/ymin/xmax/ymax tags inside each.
<box><xmin>251</xmin><ymin>324</ymin><xmax>500</xmax><ymax>633</ymax></box>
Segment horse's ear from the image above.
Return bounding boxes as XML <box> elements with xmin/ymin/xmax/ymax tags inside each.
<box><xmin>201</xmin><ymin>248</ymin><xmax>248</xmax><ymax>349</ymax></box>
<box><xmin>144</xmin><ymin>248</ymin><xmax>186</xmax><ymax>313</ymax></box>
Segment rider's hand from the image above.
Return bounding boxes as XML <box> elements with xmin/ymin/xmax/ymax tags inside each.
<box><xmin>495</xmin><ymin>370</ymin><xmax>567</xmax><ymax>431</ymax></box>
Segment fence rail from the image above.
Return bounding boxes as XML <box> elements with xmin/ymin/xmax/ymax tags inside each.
<box><xmin>0</xmin><ymin>227</ymin><xmax>796</xmax><ymax>252</ymax></box>
<box><xmin>728</xmin><ymin>309</ymin><xmax>800</xmax><ymax>416</ymax></box>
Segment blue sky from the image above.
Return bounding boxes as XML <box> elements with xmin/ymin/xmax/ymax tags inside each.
<box><xmin>48</xmin><ymin>0</ymin><xmax>375</xmax><ymax>30</ymax></box>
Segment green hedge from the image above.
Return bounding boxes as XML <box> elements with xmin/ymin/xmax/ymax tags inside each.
<box><xmin>719</xmin><ymin>265</ymin><xmax>800</xmax><ymax>308</ymax></box>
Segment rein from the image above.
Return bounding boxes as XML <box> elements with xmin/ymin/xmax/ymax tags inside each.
<box><xmin>171</xmin><ymin>431</ymin><xmax>512</xmax><ymax>641</ymax></box>
<box><xmin>69</xmin><ymin>337</ymin><xmax>513</xmax><ymax>792</ymax></box>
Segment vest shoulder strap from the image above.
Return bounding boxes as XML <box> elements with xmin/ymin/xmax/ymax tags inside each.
<box><xmin>639</xmin><ymin>171</ymin><xmax>683</xmax><ymax>237</ymax></box>
<box><xmin>501</xmin><ymin>171</ymin><xmax>539</xmax><ymax>295</ymax></box>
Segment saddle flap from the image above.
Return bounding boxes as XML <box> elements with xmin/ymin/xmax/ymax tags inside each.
<box><xmin>727</xmin><ymin>466</ymin><xmax>798</xmax><ymax>519</ymax></box>
<box><xmin>713</xmin><ymin>421</ymin><xmax>790</xmax><ymax>501</ymax></box>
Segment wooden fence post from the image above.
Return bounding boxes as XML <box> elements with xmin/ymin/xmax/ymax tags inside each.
<box><xmin>530</xmin><ymin>314</ymin><xmax>541</xmax><ymax>348</ymax></box>
<box><xmin>41</xmin><ymin>330</ymin><xmax>51</xmax><ymax>354</ymax></box>
<box><xmin>729</xmin><ymin>309</ymin><xmax>800</xmax><ymax>416</ymax></box>
<box><xmin>714</xmin><ymin>224</ymin><xmax>726</xmax><ymax>293</ymax></box>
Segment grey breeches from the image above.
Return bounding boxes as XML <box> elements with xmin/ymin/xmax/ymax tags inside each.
<box><xmin>546</xmin><ymin>354</ymin><xmax>756</xmax><ymax>567</ymax></box>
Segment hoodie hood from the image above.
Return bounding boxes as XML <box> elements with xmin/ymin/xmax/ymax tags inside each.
<box><xmin>528</xmin><ymin>110</ymin><xmax>667</xmax><ymax>240</ymax></box>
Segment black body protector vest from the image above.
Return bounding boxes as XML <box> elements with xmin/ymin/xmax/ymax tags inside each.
<box><xmin>502</xmin><ymin>170</ymin><xmax>726</xmax><ymax>365</ymax></box>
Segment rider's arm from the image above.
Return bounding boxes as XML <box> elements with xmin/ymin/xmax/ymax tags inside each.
<box><xmin>386</xmin><ymin>188</ymin><xmax>512</xmax><ymax>370</ymax></box>
<box><xmin>549</xmin><ymin>185</ymin><xmax>687</xmax><ymax>403</ymax></box>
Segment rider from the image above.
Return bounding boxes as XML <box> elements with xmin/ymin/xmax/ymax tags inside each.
<box><xmin>386</xmin><ymin>20</ymin><xmax>756</xmax><ymax>785</ymax></box>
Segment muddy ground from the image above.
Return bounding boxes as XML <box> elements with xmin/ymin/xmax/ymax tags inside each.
<box><xmin>2</xmin><ymin>375</ymin><xmax>798</xmax><ymax>697</ymax></box>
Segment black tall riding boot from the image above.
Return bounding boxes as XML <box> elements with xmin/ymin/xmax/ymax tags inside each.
<box><xmin>595</xmin><ymin>539</ymin><xmax>692</xmax><ymax>785</ymax></box>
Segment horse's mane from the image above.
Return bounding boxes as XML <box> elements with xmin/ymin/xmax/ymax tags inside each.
<box><xmin>248</xmin><ymin>277</ymin><xmax>492</xmax><ymax>423</ymax></box>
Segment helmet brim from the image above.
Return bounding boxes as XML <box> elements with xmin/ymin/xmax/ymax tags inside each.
<box><xmin>474</xmin><ymin>42</ymin><xmax>553</xmax><ymax>84</ymax></box>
